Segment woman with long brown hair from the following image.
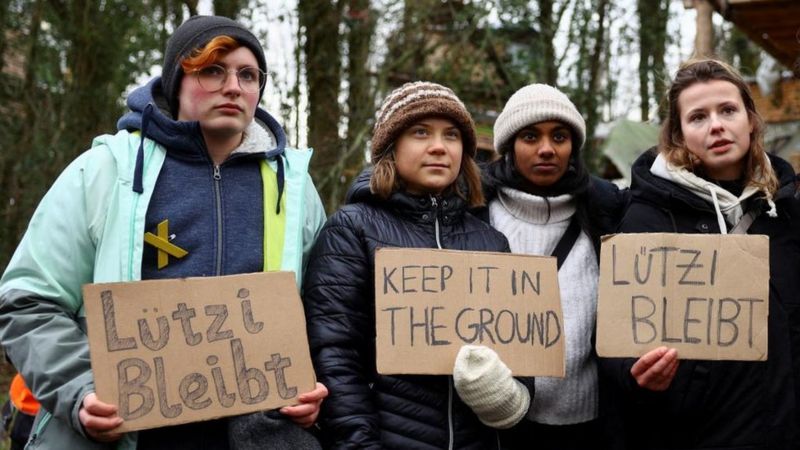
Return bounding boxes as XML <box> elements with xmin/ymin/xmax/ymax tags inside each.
<box><xmin>302</xmin><ymin>81</ymin><xmax>523</xmax><ymax>449</ymax></box>
<box><xmin>600</xmin><ymin>59</ymin><xmax>800</xmax><ymax>449</ymax></box>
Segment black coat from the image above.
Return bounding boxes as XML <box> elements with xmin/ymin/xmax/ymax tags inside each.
<box><xmin>599</xmin><ymin>149</ymin><xmax>800</xmax><ymax>450</ymax></box>
<box><xmin>303</xmin><ymin>173</ymin><xmax>510</xmax><ymax>450</ymax></box>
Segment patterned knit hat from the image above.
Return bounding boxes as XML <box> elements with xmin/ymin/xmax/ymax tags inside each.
<box><xmin>493</xmin><ymin>83</ymin><xmax>586</xmax><ymax>154</ymax></box>
<box><xmin>162</xmin><ymin>15</ymin><xmax>267</xmax><ymax>118</ymax></box>
<box><xmin>371</xmin><ymin>81</ymin><xmax>476</xmax><ymax>163</ymax></box>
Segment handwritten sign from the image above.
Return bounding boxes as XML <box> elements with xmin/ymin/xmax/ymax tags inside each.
<box><xmin>375</xmin><ymin>248</ymin><xmax>564</xmax><ymax>377</ymax></box>
<box><xmin>83</xmin><ymin>272</ymin><xmax>316</xmax><ymax>432</ymax></box>
<box><xmin>596</xmin><ymin>233</ymin><xmax>769</xmax><ymax>361</ymax></box>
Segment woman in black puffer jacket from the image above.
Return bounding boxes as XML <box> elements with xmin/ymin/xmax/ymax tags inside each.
<box><xmin>302</xmin><ymin>82</ymin><xmax>513</xmax><ymax>449</ymax></box>
<box><xmin>598</xmin><ymin>59</ymin><xmax>800</xmax><ymax>450</ymax></box>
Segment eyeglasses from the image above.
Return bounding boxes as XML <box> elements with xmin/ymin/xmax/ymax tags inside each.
<box><xmin>192</xmin><ymin>64</ymin><xmax>266</xmax><ymax>94</ymax></box>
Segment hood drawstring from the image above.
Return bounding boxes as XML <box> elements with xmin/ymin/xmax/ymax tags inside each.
<box><xmin>275</xmin><ymin>153</ymin><xmax>285</xmax><ymax>215</ymax></box>
<box><xmin>132</xmin><ymin>103</ymin><xmax>154</xmax><ymax>194</ymax></box>
<box><xmin>707</xmin><ymin>186</ymin><xmax>729</xmax><ymax>234</ymax></box>
<box><xmin>765</xmin><ymin>197</ymin><xmax>778</xmax><ymax>218</ymax></box>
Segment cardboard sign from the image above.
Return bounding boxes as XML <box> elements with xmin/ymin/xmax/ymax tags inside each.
<box><xmin>374</xmin><ymin>248</ymin><xmax>565</xmax><ymax>377</ymax></box>
<box><xmin>83</xmin><ymin>272</ymin><xmax>316</xmax><ymax>432</ymax></box>
<box><xmin>596</xmin><ymin>233</ymin><xmax>769</xmax><ymax>361</ymax></box>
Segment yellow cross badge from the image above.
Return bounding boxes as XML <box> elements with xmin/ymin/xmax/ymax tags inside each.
<box><xmin>144</xmin><ymin>219</ymin><xmax>188</xmax><ymax>269</ymax></box>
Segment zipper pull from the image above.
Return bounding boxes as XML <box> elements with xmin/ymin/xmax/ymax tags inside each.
<box><xmin>213</xmin><ymin>165</ymin><xmax>221</xmax><ymax>180</ymax></box>
<box><xmin>430</xmin><ymin>195</ymin><xmax>438</xmax><ymax>209</ymax></box>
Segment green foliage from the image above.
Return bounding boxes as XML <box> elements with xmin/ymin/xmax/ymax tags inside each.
<box><xmin>719</xmin><ymin>24</ymin><xmax>761</xmax><ymax>76</ymax></box>
<box><xmin>0</xmin><ymin>0</ymin><xmax>171</xmax><ymax>272</ymax></box>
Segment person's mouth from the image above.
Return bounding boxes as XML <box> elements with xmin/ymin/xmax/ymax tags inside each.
<box><xmin>215</xmin><ymin>103</ymin><xmax>243</xmax><ymax>112</ymax></box>
<box><xmin>709</xmin><ymin>139</ymin><xmax>733</xmax><ymax>153</ymax></box>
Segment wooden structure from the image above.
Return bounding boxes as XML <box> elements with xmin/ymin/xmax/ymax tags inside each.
<box><xmin>710</xmin><ymin>0</ymin><xmax>800</xmax><ymax>73</ymax></box>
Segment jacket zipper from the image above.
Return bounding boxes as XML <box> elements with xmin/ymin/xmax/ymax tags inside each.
<box><xmin>430</xmin><ymin>196</ymin><xmax>443</xmax><ymax>250</ymax></box>
<box><xmin>433</xmin><ymin>196</ymin><xmax>500</xmax><ymax>450</ymax></box>
<box><xmin>448</xmin><ymin>377</ymin><xmax>455</xmax><ymax>450</ymax></box>
<box><xmin>213</xmin><ymin>164</ymin><xmax>223</xmax><ymax>276</ymax></box>
<box><xmin>28</xmin><ymin>410</ymin><xmax>51</xmax><ymax>446</ymax></box>
<box><xmin>432</xmin><ymin>195</ymin><xmax>453</xmax><ymax>449</ymax></box>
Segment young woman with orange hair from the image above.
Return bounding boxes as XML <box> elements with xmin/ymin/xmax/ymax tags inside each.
<box><xmin>0</xmin><ymin>15</ymin><xmax>327</xmax><ymax>450</ymax></box>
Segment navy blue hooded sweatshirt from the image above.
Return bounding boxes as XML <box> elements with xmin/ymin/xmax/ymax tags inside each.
<box><xmin>117</xmin><ymin>77</ymin><xmax>289</xmax><ymax>449</ymax></box>
<box><xmin>117</xmin><ymin>76</ymin><xmax>287</xmax><ymax>281</ymax></box>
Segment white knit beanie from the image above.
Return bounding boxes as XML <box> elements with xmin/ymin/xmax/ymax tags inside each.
<box><xmin>453</xmin><ymin>345</ymin><xmax>531</xmax><ymax>429</ymax></box>
<box><xmin>493</xmin><ymin>83</ymin><xmax>586</xmax><ymax>154</ymax></box>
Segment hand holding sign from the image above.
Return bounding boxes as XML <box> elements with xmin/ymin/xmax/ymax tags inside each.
<box><xmin>629</xmin><ymin>347</ymin><xmax>679</xmax><ymax>391</ymax></box>
<box><xmin>279</xmin><ymin>382</ymin><xmax>328</xmax><ymax>428</ymax></box>
<box><xmin>79</xmin><ymin>393</ymin><xmax>124</xmax><ymax>442</ymax></box>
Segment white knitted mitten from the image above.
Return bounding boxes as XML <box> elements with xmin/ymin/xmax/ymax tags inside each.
<box><xmin>452</xmin><ymin>345</ymin><xmax>531</xmax><ymax>429</ymax></box>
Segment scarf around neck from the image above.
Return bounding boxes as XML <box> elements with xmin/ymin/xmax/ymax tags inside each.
<box><xmin>650</xmin><ymin>153</ymin><xmax>777</xmax><ymax>234</ymax></box>
<box><xmin>483</xmin><ymin>151</ymin><xmax>589</xmax><ymax>198</ymax></box>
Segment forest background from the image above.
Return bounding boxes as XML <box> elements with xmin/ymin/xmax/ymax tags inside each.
<box><xmin>0</xmin><ymin>0</ymin><xmax>767</xmax><ymax>273</ymax></box>
<box><xmin>0</xmin><ymin>1</ymin><xmax>786</xmax><ymax>444</ymax></box>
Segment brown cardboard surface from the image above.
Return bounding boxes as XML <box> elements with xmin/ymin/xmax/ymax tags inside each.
<box><xmin>374</xmin><ymin>248</ymin><xmax>565</xmax><ymax>377</ymax></box>
<box><xmin>83</xmin><ymin>271</ymin><xmax>316</xmax><ymax>432</ymax></box>
<box><xmin>596</xmin><ymin>233</ymin><xmax>769</xmax><ymax>360</ymax></box>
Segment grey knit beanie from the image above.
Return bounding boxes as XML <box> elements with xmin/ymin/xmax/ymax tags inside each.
<box><xmin>371</xmin><ymin>81</ymin><xmax>476</xmax><ymax>163</ymax></box>
<box><xmin>162</xmin><ymin>15</ymin><xmax>267</xmax><ymax>118</ymax></box>
<box><xmin>493</xmin><ymin>83</ymin><xmax>586</xmax><ymax>154</ymax></box>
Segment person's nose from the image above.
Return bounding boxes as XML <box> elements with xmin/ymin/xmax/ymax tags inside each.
<box><xmin>428</xmin><ymin>133</ymin><xmax>447</xmax><ymax>154</ymax></box>
<box><xmin>709</xmin><ymin>113</ymin><xmax>724</xmax><ymax>134</ymax></box>
<box><xmin>537</xmin><ymin>137</ymin><xmax>555</xmax><ymax>157</ymax></box>
<box><xmin>221</xmin><ymin>70</ymin><xmax>242</xmax><ymax>95</ymax></box>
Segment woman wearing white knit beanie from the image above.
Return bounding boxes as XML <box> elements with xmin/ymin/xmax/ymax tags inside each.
<box><xmin>457</xmin><ymin>83</ymin><xmax>628</xmax><ymax>449</ymax></box>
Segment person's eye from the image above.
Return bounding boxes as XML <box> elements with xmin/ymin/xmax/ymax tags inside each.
<box><xmin>688</xmin><ymin>113</ymin><xmax>706</xmax><ymax>123</ymax></box>
<box><xmin>445</xmin><ymin>129</ymin><xmax>461</xmax><ymax>140</ymax></box>
<box><xmin>519</xmin><ymin>132</ymin><xmax>537</xmax><ymax>142</ymax></box>
<box><xmin>553</xmin><ymin>132</ymin><xmax>569</xmax><ymax>143</ymax></box>
<box><xmin>239</xmin><ymin>68</ymin><xmax>260</xmax><ymax>82</ymax></box>
<box><xmin>721</xmin><ymin>106</ymin><xmax>737</xmax><ymax>115</ymax></box>
<box><xmin>200</xmin><ymin>65</ymin><xmax>225</xmax><ymax>77</ymax></box>
<box><xmin>412</xmin><ymin>127</ymin><xmax>429</xmax><ymax>136</ymax></box>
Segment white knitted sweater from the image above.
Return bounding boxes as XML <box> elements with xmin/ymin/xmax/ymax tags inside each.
<box><xmin>489</xmin><ymin>187</ymin><xmax>599</xmax><ymax>425</ymax></box>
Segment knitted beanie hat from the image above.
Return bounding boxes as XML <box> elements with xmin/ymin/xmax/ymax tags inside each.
<box><xmin>453</xmin><ymin>345</ymin><xmax>530</xmax><ymax>429</ymax></box>
<box><xmin>371</xmin><ymin>81</ymin><xmax>476</xmax><ymax>163</ymax></box>
<box><xmin>493</xmin><ymin>83</ymin><xmax>586</xmax><ymax>154</ymax></box>
<box><xmin>162</xmin><ymin>15</ymin><xmax>267</xmax><ymax>118</ymax></box>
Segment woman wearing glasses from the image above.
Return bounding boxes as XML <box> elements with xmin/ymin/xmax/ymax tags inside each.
<box><xmin>0</xmin><ymin>15</ymin><xmax>327</xmax><ymax>450</ymax></box>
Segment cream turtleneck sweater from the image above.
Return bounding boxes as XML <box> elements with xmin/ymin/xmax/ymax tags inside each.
<box><xmin>489</xmin><ymin>187</ymin><xmax>599</xmax><ymax>425</ymax></box>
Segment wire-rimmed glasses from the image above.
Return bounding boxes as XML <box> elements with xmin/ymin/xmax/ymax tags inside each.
<box><xmin>192</xmin><ymin>64</ymin><xmax>266</xmax><ymax>93</ymax></box>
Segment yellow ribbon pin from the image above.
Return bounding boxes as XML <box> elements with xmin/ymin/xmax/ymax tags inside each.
<box><xmin>144</xmin><ymin>219</ymin><xmax>188</xmax><ymax>269</ymax></box>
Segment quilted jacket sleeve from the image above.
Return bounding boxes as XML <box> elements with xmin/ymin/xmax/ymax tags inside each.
<box><xmin>302</xmin><ymin>207</ymin><xmax>381</xmax><ymax>449</ymax></box>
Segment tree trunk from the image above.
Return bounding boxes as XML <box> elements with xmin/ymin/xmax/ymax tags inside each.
<box><xmin>538</xmin><ymin>0</ymin><xmax>558</xmax><ymax>85</ymax></box>
<box><xmin>213</xmin><ymin>0</ymin><xmax>243</xmax><ymax>19</ymax></box>
<box><xmin>334</xmin><ymin>0</ymin><xmax>375</xmax><ymax>208</ymax></box>
<box><xmin>693</xmin><ymin>0</ymin><xmax>714</xmax><ymax>58</ymax></box>
<box><xmin>584</xmin><ymin>0</ymin><xmax>609</xmax><ymax>171</ymax></box>
<box><xmin>299</xmin><ymin>0</ymin><xmax>344</xmax><ymax>213</ymax></box>
<box><xmin>638</xmin><ymin>0</ymin><xmax>669</xmax><ymax>121</ymax></box>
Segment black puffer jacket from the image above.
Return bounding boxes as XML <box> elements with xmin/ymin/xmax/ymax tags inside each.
<box><xmin>599</xmin><ymin>149</ymin><xmax>800</xmax><ymax>450</ymax></box>
<box><xmin>303</xmin><ymin>172</ymin><xmax>510</xmax><ymax>449</ymax></box>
